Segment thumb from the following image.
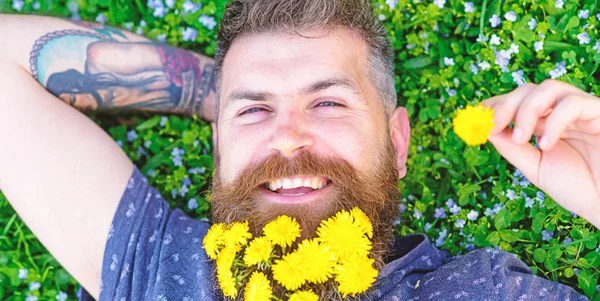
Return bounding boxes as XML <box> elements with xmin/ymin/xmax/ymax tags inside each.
<box><xmin>488</xmin><ymin>127</ymin><xmax>541</xmax><ymax>187</ymax></box>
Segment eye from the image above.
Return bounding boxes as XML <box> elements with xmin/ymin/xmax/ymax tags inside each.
<box><xmin>239</xmin><ymin>107</ymin><xmax>268</xmax><ymax>115</ymax></box>
<box><xmin>316</xmin><ymin>101</ymin><xmax>344</xmax><ymax>108</ymax></box>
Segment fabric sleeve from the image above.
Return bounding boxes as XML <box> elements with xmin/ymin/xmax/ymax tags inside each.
<box><xmin>95</xmin><ymin>165</ymin><xmax>218</xmax><ymax>301</ymax></box>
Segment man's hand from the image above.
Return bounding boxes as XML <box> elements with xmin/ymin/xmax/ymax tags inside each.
<box><xmin>482</xmin><ymin>79</ymin><xmax>600</xmax><ymax>229</ymax></box>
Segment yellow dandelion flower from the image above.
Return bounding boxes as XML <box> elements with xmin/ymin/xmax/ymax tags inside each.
<box><xmin>223</xmin><ymin>221</ymin><xmax>253</xmax><ymax>248</ymax></box>
<box><xmin>244</xmin><ymin>271</ymin><xmax>273</xmax><ymax>301</ymax></box>
<box><xmin>217</xmin><ymin>269</ymin><xmax>238</xmax><ymax>298</ymax></box>
<box><xmin>244</xmin><ymin>236</ymin><xmax>273</xmax><ymax>266</ymax></box>
<box><xmin>272</xmin><ymin>251</ymin><xmax>306</xmax><ymax>290</ymax></box>
<box><xmin>334</xmin><ymin>255</ymin><xmax>378</xmax><ymax>297</ymax></box>
<box><xmin>296</xmin><ymin>239</ymin><xmax>336</xmax><ymax>284</ymax></box>
<box><xmin>289</xmin><ymin>290</ymin><xmax>319</xmax><ymax>301</ymax></box>
<box><xmin>316</xmin><ymin>210</ymin><xmax>371</xmax><ymax>259</ymax></box>
<box><xmin>452</xmin><ymin>104</ymin><xmax>495</xmax><ymax>146</ymax></box>
<box><xmin>350</xmin><ymin>207</ymin><xmax>373</xmax><ymax>239</ymax></box>
<box><xmin>263</xmin><ymin>215</ymin><xmax>301</xmax><ymax>247</ymax></box>
<box><xmin>216</xmin><ymin>246</ymin><xmax>237</xmax><ymax>275</ymax></box>
<box><xmin>203</xmin><ymin>223</ymin><xmax>226</xmax><ymax>260</ymax></box>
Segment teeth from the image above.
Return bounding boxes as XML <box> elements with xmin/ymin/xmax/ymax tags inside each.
<box><xmin>303</xmin><ymin>179</ymin><xmax>311</xmax><ymax>187</ymax></box>
<box><xmin>311</xmin><ymin>178</ymin><xmax>319</xmax><ymax>189</ymax></box>
<box><xmin>266</xmin><ymin>177</ymin><xmax>329</xmax><ymax>192</ymax></box>
<box><xmin>292</xmin><ymin>178</ymin><xmax>303</xmax><ymax>188</ymax></box>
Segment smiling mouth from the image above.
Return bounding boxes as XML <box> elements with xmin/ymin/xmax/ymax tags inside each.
<box><xmin>262</xmin><ymin>176</ymin><xmax>332</xmax><ymax>196</ymax></box>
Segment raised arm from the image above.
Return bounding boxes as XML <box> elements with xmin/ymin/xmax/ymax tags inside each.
<box><xmin>1</xmin><ymin>14</ymin><xmax>216</xmax><ymax>121</ymax></box>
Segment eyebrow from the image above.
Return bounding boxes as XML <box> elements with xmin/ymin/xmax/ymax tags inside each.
<box><xmin>224</xmin><ymin>76</ymin><xmax>362</xmax><ymax>107</ymax></box>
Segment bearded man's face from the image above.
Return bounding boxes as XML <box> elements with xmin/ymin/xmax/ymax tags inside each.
<box><xmin>210</xmin><ymin>27</ymin><xmax>411</xmax><ymax>275</ymax></box>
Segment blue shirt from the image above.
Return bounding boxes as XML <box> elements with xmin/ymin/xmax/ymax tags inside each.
<box><xmin>79</xmin><ymin>165</ymin><xmax>588</xmax><ymax>301</ymax></box>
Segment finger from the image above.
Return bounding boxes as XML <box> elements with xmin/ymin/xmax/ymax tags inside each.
<box><xmin>513</xmin><ymin>79</ymin><xmax>588</xmax><ymax>145</ymax></box>
<box><xmin>488</xmin><ymin>127</ymin><xmax>541</xmax><ymax>187</ymax></box>
<box><xmin>484</xmin><ymin>84</ymin><xmax>537</xmax><ymax>136</ymax></box>
<box><xmin>540</xmin><ymin>95</ymin><xmax>600</xmax><ymax>150</ymax></box>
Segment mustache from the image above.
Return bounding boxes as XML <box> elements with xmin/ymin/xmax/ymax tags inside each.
<box><xmin>212</xmin><ymin>151</ymin><xmax>360</xmax><ymax>194</ymax></box>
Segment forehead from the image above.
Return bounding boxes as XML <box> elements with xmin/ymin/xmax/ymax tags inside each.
<box><xmin>220</xmin><ymin>27</ymin><xmax>370</xmax><ymax>101</ymax></box>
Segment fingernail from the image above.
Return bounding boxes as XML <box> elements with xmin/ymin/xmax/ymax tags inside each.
<box><xmin>512</xmin><ymin>128</ymin><xmax>523</xmax><ymax>142</ymax></box>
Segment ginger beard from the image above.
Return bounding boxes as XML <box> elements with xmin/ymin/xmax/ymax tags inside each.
<box><xmin>210</xmin><ymin>138</ymin><xmax>400</xmax><ymax>299</ymax></box>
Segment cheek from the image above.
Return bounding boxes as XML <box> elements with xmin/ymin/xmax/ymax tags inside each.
<box><xmin>217</xmin><ymin>126</ymin><xmax>268</xmax><ymax>183</ymax></box>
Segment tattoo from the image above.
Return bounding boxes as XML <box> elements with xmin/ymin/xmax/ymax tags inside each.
<box><xmin>28</xmin><ymin>24</ymin><xmax>214</xmax><ymax>118</ymax></box>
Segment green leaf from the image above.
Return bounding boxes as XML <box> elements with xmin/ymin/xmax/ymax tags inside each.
<box><xmin>494</xmin><ymin>208</ymin><xmax>512</xmax><ymax>230</ymax></box>
<box><xmin>486</xmin><ymin>231</ymin><xmax>501</xmax><ymax>246</ymax></box>
<box><xmin>532</xmin><ymin>212</ymin><xmax>545</xmax><ymax>234</ymax></box>
<box><xmin>499</xmin><ymin>229</ymin><xmax>520</xmax><ymax>242</ymax></box>
<box><xmin>135</xmin><ymin>116</ymin><xmax>161</xmax><ymax>130</ymax></box>
<box><xmin>578</xmin><ymin>269</ymin><xmax>598</xmax><ymax>297</ymax></box>
<box><xmin>533</xmin><ymin>248</ymin><xmax>547</xmax><ymax>263</ymax></box>
<box><xmin>403</xmin><ymin>56</ymin><xmax>433</xmax><ymax>69</ymax></box>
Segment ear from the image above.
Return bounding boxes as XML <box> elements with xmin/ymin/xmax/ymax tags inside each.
<box><xmin>212</xmin><ymin>122</ymin><xmax>218</xmax><ymax>148</ymax></box>
<box><xmin>389</xmin><ymin>107</ymin><xmax>410</xmax><ymax>179</ymax></box>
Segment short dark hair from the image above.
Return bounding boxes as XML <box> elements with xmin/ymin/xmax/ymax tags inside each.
<box><xmin>213</xmin><ymin>0</ymin><xmax>396</xmax><ymax>120</ymax></box>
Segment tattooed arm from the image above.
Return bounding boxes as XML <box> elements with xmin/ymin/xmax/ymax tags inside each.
<box><xmin>1</xmin><ymin>14</ymin><xmax>216</xmax><ymax>121</ymax></box>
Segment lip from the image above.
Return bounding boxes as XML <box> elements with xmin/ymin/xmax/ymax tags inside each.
<box><xmin>258</xmin><ymin>181</ymin><xmax>333</xmax><ymax>204</ymax></box>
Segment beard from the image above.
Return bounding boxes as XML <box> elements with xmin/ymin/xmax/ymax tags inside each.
<box><xmin>210</xmin><ymin>138</ymin><xmax>401</xmax><ymax>300</ymax></box>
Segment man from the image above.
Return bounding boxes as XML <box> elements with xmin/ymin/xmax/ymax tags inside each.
<box><xmin>0</xmin><ymin>0</ymin><xmax>598</xmax><ymax>300</ymax></box>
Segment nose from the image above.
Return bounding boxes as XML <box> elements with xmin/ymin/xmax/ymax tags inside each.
<box><xmin>267</xmin><ymin>113</ymin><xmax>313</xmax><ymax>157</ymax></box>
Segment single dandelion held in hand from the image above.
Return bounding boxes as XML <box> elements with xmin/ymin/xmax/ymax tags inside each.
<box><xmin>452</xmin><ymin>104</ymin><xmax>495</xmax><ymax>146</ymax></box>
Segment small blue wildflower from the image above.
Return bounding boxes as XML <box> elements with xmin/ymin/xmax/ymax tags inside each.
<box><xmin>25</xmin><ymin>295</ymin><xmax>38</xmax><ymax>301</ymax></box>
<box><xmin>455</xmin><ymin>219</ymin><xmax>466</xmax><ymax>228</ymax></box>
<box><xmin>160</xmin><ymin>116</ymin><xmax>168</xmax><ymax>127</ymax></box>
<box><xmin>489</xmin><ymin>14</ymin><xmax>501</xmax><ymax>28</ymax></box>
<box><xmin>189</xmin><ymin>167</ymin><xmax>206</xmax><ymax>175</ymax></box>
<box><xmin>182</xmin><ymin>177</ymin><xmax>192</xmax><ymax>186</ymax></box>
<box><xmin>157</xmin><ymin>33</ymin><xmax>167</xmax><ymax>43</ymax></box>
<box><xmin>144</xmin><ymin>140</ymin><xmax>152</xmax><ymax>148</ymax></box>
<box><xmin>563</xmin><ymin>237</ymin><xmax>573</xmax><ymax>244</ymax></box>
<box><xmin>519</xmin><ymin>178</ymin><xmax>530</xmax><ymax>187</ymax></box>
<box><xmin>493</xmin><ymin>203</ymin><xmax>503</xmax><ymax>214</ymax></box>
<box><xmin>478</xmin><ymin>60</ymin><xmax>491</xmax><ymax>70</ymax></box>
<box><xmin>464</xmin><ymin>2</ymin><xmax>474</xmax><ymax>13</ymax></box>
<box><xmin>579</xmin><ymin>9</ymin><xmax>589</xmax><ymax>19</ymax></box>
<box><xmin>490</xmin><ymin>34</ymin><xmax>501</xmax><ymax>46</ymax></box>
<box><xmin>187</xmin><ymin>198</ymin><xmax>198</xmax><ymax>210</ymax></box>
<box><xmin>153</xmin><ymin>5</ymin><xmax>167</xmax><ymax>18</ymax></box>
<box><xmin>542</xmin><ymin>230</ymin><xmax>554</xmax><ymax>241</ymax></box>
<box><xmin>433</xmin><ymin>0</ymin><xmax>445</xmax><ymax>9</ymax></box>
<box><xmin>536</xmin><ymin>191</ymin><xmax>545</xmax><ymax>202</ymax></box>
<box><xmin>443</xmin><ymin>57</ymin><xmax>455</xmax><ymax>66</ymax></box>
<box><xmin>12</xmin><ymin>0</ymin><xmax>25</xmax><ymax>11</ymax></box>
<box><xmin>484</xmin><ymin>207</ymin><xmax>495</xmax><ymax>217</ymax></box>
<box><xmin>124</xmin><ymin>22</ymin><xmax>134</xmax><ymax>31</ymax></box>
<box><xmin>469</xmin><ymin>63</ymin><xmax>479</xmax><ymax>75</ymax></box>
<box><xmin>95</xmin><ymin>13</ymin><xmax>107</xmax><ymax>24</ymax></box>
<box><xmin>597</xmin><ymin>13</ymin><xmax>600</xmax><ymax>21</ymax></box>
<box><xmin>165</xmin><ymin>0</ymin><xmax>175</xmax><ymax>8</ymax></box>
<box><xmin>424</xmin><ymin>223</ymin><xmax>432</xmax><ymax>232</ymax></box>
<box><xmin>571</xmin><ymin>212</ymin><xmax>578</xmax><ymax>218</ymax></box>
<box><xmin>116</xmin><ymin>140</ymin><xmax>123</xmax><ymax>147</ymax></box>
<box><xmin>525</xmin><ymin>197</ymin><xmax>534</xmax><ymax>208</ymax></box>
<box><xmin>385</xmin><ymin>0</ymin><xmax>398</xmax><ymax>8</ymax></box>
<box><xmin>434</xmin><ymin>207</ymin><xmax>446</xmax><ymax>219</ymax></box>
<box><xmin>182</xmin><ymin>0</ymin><xmax>202</xmax><ymax>13</ymax></box>
<box><xmin>136</xmin><ymin>147</ymin><xmax>147</xmax><ymax>157</ymax></box>
<box><xmin>179</xmin><ymin>184</ymin><xmax>189</xmax><ymax>196</ymax></box>
<box><xmin>577</xmin><ymin>32</ymin><xmax>590</xmax><ymax>45</ymax></box>
<box><xmin>67</xmin><ymin>1</ymin><xmax>79</xmax><ymax>12</ymax></box>
<box><xmin>171</xmin><ymin>189</ymin><xmax>177</xmax><ymax>198</ymax></box>
<box><xmin>449</xmin><ymin>204</ymin><xmax>462</xmax><ymax>215</ymax></box>
<box><xmin>435</xmin><ymin>228</ymin><xmax>448</xmax><ymax>247</ymax></box>
<box><xmin>512</xmin><ymin>70</ymin><xmax>526</xmax><ymax>86</ymax></box>
<box><xmin>56</xmin><ymin>291</ymin><xmax>68</xmax><ymax>301</ymax></box>
<box><xmin>445</xmin><ymin>198</ymin><xmax>456</xmax><ymax>208</ymax></box>
<box><xmin>199</xmin><ymin>15</ymin><xmax>217</xmax><ymax>30</ymax></box>
<box><xmin>172</xmin><ymin>156</ymin><xmax>183</xmax><ymax>167</ymax></box>
<box><xmin>417</xmin><ymin>145</ymin><xmax>423</xmax><ymax>152</ymax></box>
<box><xmin>147</xmin><ymin>169</ymin><xmax>156</xmax><ymax>176</ymax></box>
<box><xmin>127</xmin><ymin>130</ymin><xmax>138</xmax><ymax>142</ymax></box>
<box><xmin>528</xmin><ymin>18</ymin><xmax>537</xmax><ymax>30</ymax></box>
<box><xmin>18</xmin><ymin>269</ymin><xmax>28</xmax><ymax>280</ymax></box>
<box><xmin>506</xmin><ymin>189</ymin><xmax>517</xmax><ymax>200</ymax></box>
<box><xmin>504</xmin><ymin>11</ymin><xmax>517</xmax><ymax>22</ymax></box>
<box><xmin>182</xmin><ymin>27</ymin><xmax>198</xmax><ymax>42</ymax></box>
<box><xmin>32</xmin><ymin>2</ymin><xmax>40</xmax><ymax>10</ymax></box>
<box><xmin>467</xmin><ymin>210</ymin><xmax>479</xmax><ymax>221</ymax></box>
<box><xmin>392</xmin><ymin>218</ymin><xmax>402</xmax><ymax>227</ymax></box>
<box><xmin>171</xmin><ymin>147</ymin><xmax>185</xmax><ymax>156</ymax></box>
<box><xmin>29</xmin><ymin>282</ymin><xmax>41</xmax><ymax>291</ymax></box>
<box><xmin>413</xmin><ymin>209</ymin><xmax>422</xmax><ymax>219</ymax></box>
<box><xmin>555</xmin><ymin>0</ymin><xmax>564</xmax><ymax>9</ymax></box>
